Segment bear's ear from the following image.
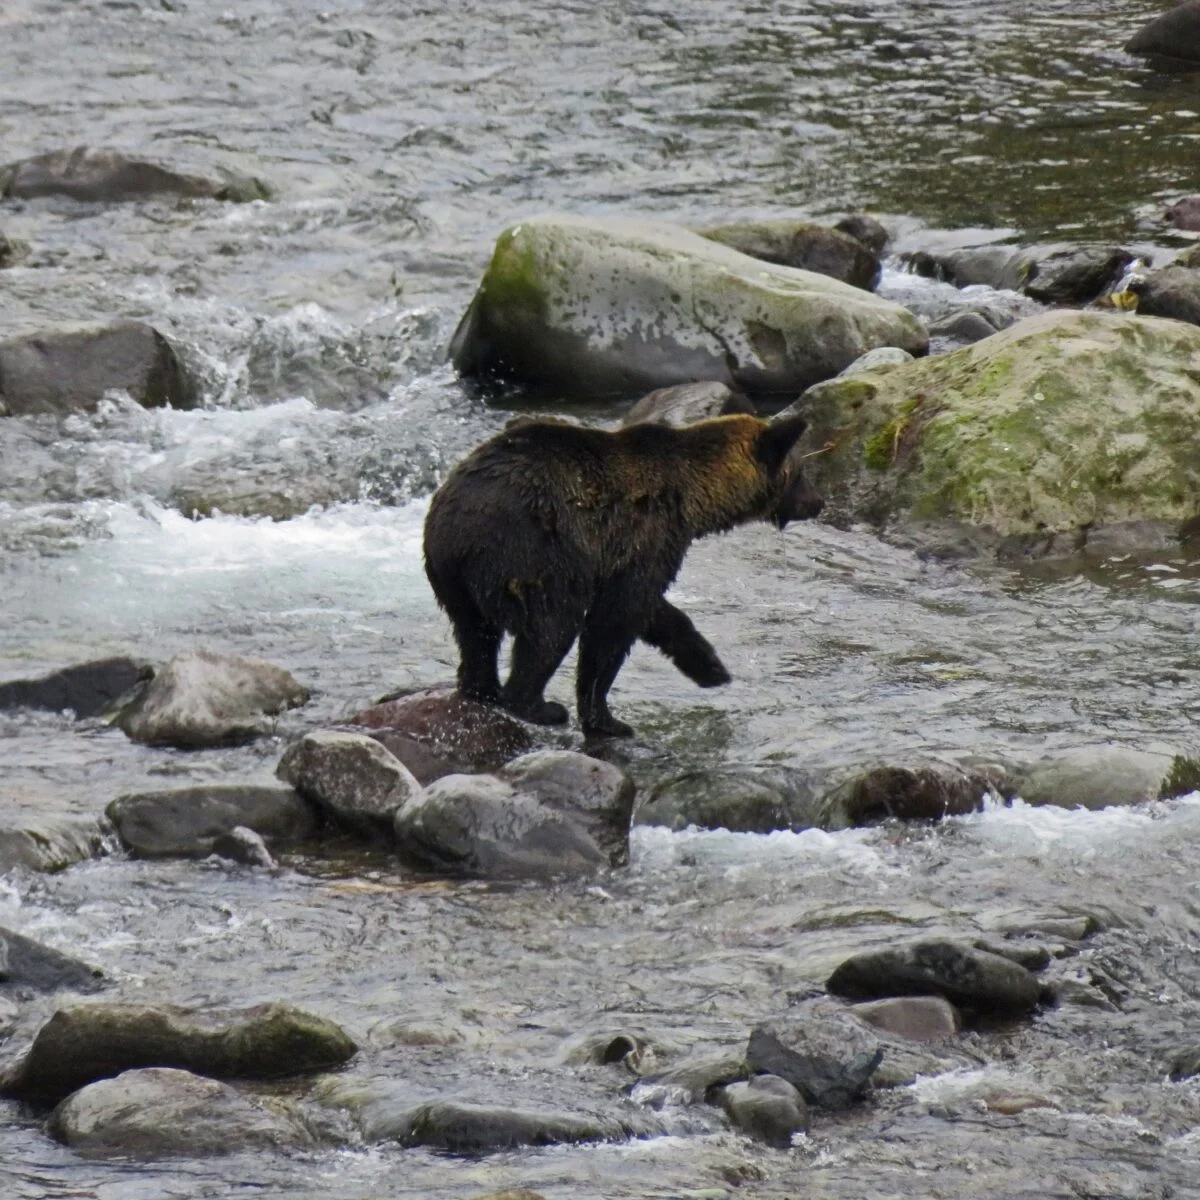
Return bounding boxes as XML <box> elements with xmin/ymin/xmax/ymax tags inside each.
<box><xmin>755</xmin><ymin>413</ymin><xmax>809</xmax><ymax>473</ymax></box>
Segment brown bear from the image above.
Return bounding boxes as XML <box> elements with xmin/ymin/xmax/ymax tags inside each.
<box><xmin>423</xmin><ymin>412</ymin><xmax>822</xmax><ymax>738</ymax></box>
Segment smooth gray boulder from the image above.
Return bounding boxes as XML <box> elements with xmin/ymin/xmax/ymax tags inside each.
<box><xmin>48</xmin><ymin>1067</ymin><xmax>311</xmax><ymax>1159</ymax></box>
<box><xmin>0</xmin><ymin>657</ymin><xmax>146</xmax><ymax>718</ymax></box>
<box><xmin>698</xmin><ymin>219</ymin><xmax>882</xmax><ymax>291</ymax></box>
<box><xmin>837</xmin><ymin>346</ymin><xmax>915</xmax><ymax>376</ymax></box>
<box><xmin>716</xmin><ymin>1074</ymin><xmax>808</xmax><ymax>1145</ymax></box>
<box><xmin>851</xmin><ymin>995</ymin><xmax>961</xmax><ymax>1042</ymax></box>
<box><xmin>0</xmin><ymin>926</ymin><xmax>105</xmax><ymax>999</ymax></box>
<box><xmin>106</xmin><ymin>784</ymin><xmax>317</xmax><ymax>858</ymax></box>
<box><xmin>276</xmin><ymin>731</ymin><xmax>422</xmax><ymax>837</ymax></box>
<box><xmin>635</xmin><ymin>767</ymin><xmax>819</xmax><ymax>834</ymax></box>
<box><xmin>449</xmin><ymin>214</ymin><xmax>927</xmax><ymax>401</ymax></box>
<box><xmin>1012</xmin><ymin>746</ymin><xmax>1200</xmax><ymax>810</ymax></box>
<box><xmin>826</xmin><ymin>940</ymin><xmax>1042</xmax><ymax>1017</ymax></box>
<box><xmin>622</xmin><ymin>381</ymin><xmax>755</xmax><ymax>427</ymax></box>
<box><xmin>0</xmin><ymin>321</ymin><xmax>196</xmax><ymax>418</ymax></box>
<box><xmin>927</xmin><ymin>310</ymin><xmax>1000</xmax><ymax>345</ymax></box>
<box><xmin>116</xmin><ymin>649</ymin><xmax>310</xmax><ymax>748</ymax></box>
<box><xmin>0</xmin><ymin>996</ymin><xmax>16</xmax><ymax>1036</ymax></box>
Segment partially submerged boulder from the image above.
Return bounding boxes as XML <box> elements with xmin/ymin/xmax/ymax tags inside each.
<box><xmin>813</xmin><ymin>762</ymin><xmax>1004</xmax><ymax>828</ymax></box>
<box><xmin>0</xmin><ymin>657</ymin><xmax>147</xmax><ymax>718</ymax></box>
<box><xmin>795</xmin><ymin>310</ymin><xmax>1200</xmax><ymax>557</ymax></box>
<box><xmin>635</xmin><ymin>767</ymin><xmax>819</xmax><ymax>834</ymax></box>
<box><xmin>716</xmin><ymin>1074</ymin><xmax>808</xmax><ymax>1145</ymax></box>
<box><xmin>0</xmin><ymin>810</ymin><xmax>109</xmax><ymax>875</ymax></box>
<box><xmin>698</xmin><ymin>219</ymin><xmax>882</xmax><ymax>291</ymax></box>
<box><xmin>117</xmin><ymin>650</ymin><xmax>310</xmax><ymax>748</ymax></box>
<box><xmin>1126</xmin><ymin>3</ymin><xmax>1200</xmax><ymax>65</ymax></box>
<box><xmin>622</xmin><ymin>381</ymin><xmax>755</xmax><ymax>427</ymax></box>
<box><xmin>0</xmin><ymin>926</ymin><xmax>105</xmax><ymax>999</ymax></box>
<box><xmin>1012</xmin><ymin>746</ymin><xmax>1200</xmax><ymax>810</ymax></box>
<box><xmin>1129</xmin><ymin>265</ymin><xmax>1200</xmax><ymax>327</ymax></box>
<box><xmin>0</xmin><ymin>321</ymin><xmax>196</xmax><ymax>418</ymax></box>
<box><xmin>450</xmin><ymin>214</ymin><xmax>927</xmax><ymax>402</ymax></box>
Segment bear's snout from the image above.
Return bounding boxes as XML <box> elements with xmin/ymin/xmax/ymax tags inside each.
<box><xmin>773</xmin><ymin>471</ymin><xmax>824</xmax><ymax>529</ymax></box>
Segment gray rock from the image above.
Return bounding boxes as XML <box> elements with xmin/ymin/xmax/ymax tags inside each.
<box><xmin>1167</xmin><ymin>197</ymin><xmax>1200</xmax><ymax>232</ymax></box>
<box><xmin>813</xmin><ymin>762</ymin><xmax>1003</xmax><ymax>829</ymax></box>
<box><xmin>1013</xmin><ymin>746</ymin><xmax>1199</xmax><ymax>810</ymax></box>
<box><xmin>449</xmin><ymin>214</ymin><xmax>927</xmax><ymax>402</ymax></box>
<box><xmin>0</xmin><ymin>321</ymin><xmax>195</xmax><ymax>418</ymax></box>
<box><xmin>905</xmin><ymin>246</ymin><xmax>1033</xmax><ymax>292</ymax></box>
<box><xmin>0</xmin><ymin>1000</ymin><xmax>357</xmax><ymax>1103</ymax></box>
<box><xmin>622</xmin><ymin>381</ymin><xmax>755</xmax><ymax>427</ymax></box>
<box><xmin>1130</xmin><ymin>265</ymin><xmax>1200</xmax><ymax>327</ymax></box>
<box><xmin>106</xmin><ymin>784</ymin><xmax>317</xmax><ymax>858</ymax></box>
<box><xmin>635</xmin><ymin>767</ymin><xmax>819</xmax><ymax>834</ymax></box>
<box><xmin>835</xmin><ymin>213</ymin><xmax>889</xmax><ymax>256</ymax></box>
<box><xmin>1168</xmin><ymin>1045</ymin><xmax>1200</xmax><ymax>1081</ymax></box>
<box><xmin>717</xmin><ymin>1074</ymin><xmax>808</xmax><ymax>1145</ymax></box>
<box><xmin>0</xmin><ymin>926</ymin><xmax>105</xmax><ymax>999</ymax></box>
<box><xmin>972</xmin><ymin>938</ymin><xmax>1053</xmax><ymax>972</ymax></box>
<box><xmin>117</xmin><ymin>649</ymin><xmax>310</xmax><ymax>748</ymax></box>
<box><xmin>0</xmin><ymin>813</ymin><xmax>109</xmax><ymax>875</ymax></box>
<box><xmin>837</xmin><ymin>346</ymin><xmax>915</xmax><ymax>376</ymax></box>
<box><xmin>48</xmin><ymin>1067</ymin><xmax>310</xmax><ymax>1159</ymax></box>
<box><xmin>850</xmin><ymin>995</ymin><xmax>961</xmax><ymax>1042</ymax></box>
<box><xmin>826</xmin><ymin>939</ymin><xmax>1042</xmax><ymax>1016</ymax></box>
<box><xmin>276</xmin><ymin>731</ymin><xmax>421</xmax><ymax>836</ymax></box>
<box><xmin>745</xmin><ymin>1002</ymin><xmax>882</xmax><ymax>1109</ymax></box>
<box><xmin>699</xmin><ymin>219</ymin><xmax>882</xmax><ymax>291</ymax></box>
<box><xmin>928</xmin><ymin>310</ymin><xmax>1000</xmax><ymax>344</ymax></box>
<box><xmin>1126</xmin><ymin>3</ymin><xmax>1200</xmax><ymax>64</ymax></box>
<box><xmin>636</xmin><ymin>1052</ymin><xmax>747</xmax><ymax>1106</ymax></box>
<box><xmin>0</xmin><ymin>231</ymin><xmax>28</xmax><ymax>268</ymax></box>
<box><xmin>0</xmin><ymin>995</ymin><xmax>16</xmax><ymax>1036</ymax></box>
<box><xmin>171</xmin><ymin>465</ymin><xmax>355</xmax><ymax>521</ymax></box>
<box><xmin>211</xmin><ymin>826</ymin><xmax>277</xmax><ymax>868</ymax></box>
<box><xmin>0</xmin><ymin>657</ymin><xmax>147</xmax><ymax>718</ymax></box>
<box><xmin>0</xmin><ymin>146</ymin><xmax>268</xmax><ymax>203</ymax></box>
<box><xmin>1022</xmin><ymin>246</ymin><xmax>1135</xmax><ymax>306</ymax></box>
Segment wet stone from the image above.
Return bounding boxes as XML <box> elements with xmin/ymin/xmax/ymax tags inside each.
<box><xmin>48</xmin><ymin>1067</ymin><xmax>312</xmax><ymax>1159</ymax></box>
<box><xmin>699</xmin><ymin>219</ymin><xmax>882</xmax><ymax>291</ymax></box>
<box><xmin>635</xmin><ymin>1051</ymin><xmax>747</xmax><ymax>1106</ymax></box>
<box><xmin>106</xmin><ymin>784</ymin><xmax>317</xmax><ymax>858</ymax></box>
<box><xmin>1126</xmin><ymin>2</ymin><xmax>1200</xmax><ymax>64</ymax></box>
<box><xmin>0</xmin><ymin>926</ymin><xmax>105</xmax><ymax>999</ymax></box>
<box><xmin>1167</xmin><ymin>196</ymin><xmax>1200</xmax><ymax>231</ymax></box>
<box><xmin>814</xmin><ymin>762</ymin><xmax>1002</xmax><ymax>829</ymax></box>
<box><xmin>0</xmin><ymin>1000</ymin><xmax>357</xmax><ymax>1103</ymax></box>
<box><xmin>973</xmin><ymin>938</ymin><xmax>1054</xmax><ymax>972</ymax></box>
<box><xmin>1022</xmin><ymin>246</ymin><xmax>1134</xmax><ymax>305</ymax></box>
<box><xmin>276</xmin><ymin>730</ymin><xmax>420</xmax><ymax>837</ymax></box>
<box><xmin>1013</xmin><ymin>746</ymin><xmax>1195</xmax><ymax>810</ymax></box>
<box><xmin>622</xmin><ymin>381</ymin><xmax>755</xmax><ymax>427</ymax></box>
<box><xmin>1167</xmin><ymin>1046</ymin><xmax>1200</xmax><ymax>1081</ymax></box>
<box><xmin>0</xmin><ymin>995</ymin><xmax>16</xmax><ymax>1036</ymax></box>
<box><xmin>635</xmin><ymin>767</ymin><xmax>819</xmax><ymax>835</ymax></box>
<box><xmin>716</xmin><ymin>1074</ymin><xmax>808</xmax><ymax>1146</ymax></box>
<box><xmin>1130</xmin><ymin>266</ymin><xmax>1200</xmax><ymax>327</ymax></box>
<box><xmin>0</xmin><ymin>813</ymin><xmax>109</xmax><ymax>875</ymax></box>
<box><xmin>0</xmin><ymin>230</ymin><xmax>28</xmax><ymax>268</ymax></box>
<box><xmin>928</xmin><ymin>310</ymin><xmax>1000</xmax><ymax>344</ymax></box>
<box><xmin>826</xmin><ymin>939</ymin><xmax>1042</xmax><ymax>1017</ymax></box>
<box><xmin>0</xmin><ymin>656</ymin><xmax>147</xmax><ymax>718</ymax></box>
<box><xmin>850</xmin><ymin>995</ymin><xmax>961</xmax><ymax>1043</ymax></box>
<box><xmin>210</xmin><ymin>826</ymin><xmax>276</xmax><ymax>868</ymax></box>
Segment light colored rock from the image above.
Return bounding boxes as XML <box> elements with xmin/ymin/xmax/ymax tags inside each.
<box><xmin>622</xmin><ymin>381</ymin><xmax>755</xmax><ymax>427</ymax></box>
<box><xmin>851</xmin><ymin>995</ymin><xmax>961</xmax><ymax>1042</ymax></box>
<box><xmin>717</xmin><ymin>1074</ymin><xmax>808</xmax><ymax>1145</ymax></box>
<box><xmin>0</xmin><ymin>813</ymin><xmax>108</xmax><ymax>875</ymax></box>
<box><xmin>1013</xmin><ymin>746</ymin><xmax>1200</xmax><ymax>810</ymax></box>
<box><xmin>117</xmin><ymin>650</ymin><xmax>309</xmax><ymax>748</ymax></box>
<box><xmin>450</xmin><ymin>214</ymin><xmax>928</xmax><ymax>401</ymax></box>
<box><xmin>837</xmin><ymin>346</ymin><xmax>915</xmax><ymax>376</ymax></box>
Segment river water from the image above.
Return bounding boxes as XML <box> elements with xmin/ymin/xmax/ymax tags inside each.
<box><xmin>4</xmin><ymin>1</ymin><xmax>1200</xmax><ymax>1196</ymax></box>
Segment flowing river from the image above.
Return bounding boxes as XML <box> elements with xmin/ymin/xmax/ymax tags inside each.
<box><xmin>4</xmin><ymin>2</ymin><xmax>1200</xmax><ymax>1196</ymax></box>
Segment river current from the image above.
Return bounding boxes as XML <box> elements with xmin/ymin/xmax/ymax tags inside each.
<box><xmin>4</xmin><ymin>2</ymin><xmax>1200</xmax><ymax>1197</ymax></box>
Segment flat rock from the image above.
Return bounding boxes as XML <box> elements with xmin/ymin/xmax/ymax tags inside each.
<box><xmin>698</xmin><ymin>219</ymin><xmax>882</xmax><ymax>290</ymax></box>
<box><xmin>826</xmin><ymin>939</ymin><xmax>1042</xmax><ymax>1017</ymax></box>
<box><xmin>813</xmin><ymin>762</ymin><xmax>1003</xmax><ymax>828</ymax></box>
<box><xmin>635</xmin><ymin>767</ymin><xmax>819</xmax><ymax>834</ymax></box>
<box><xmin>106</xmin><ymin>784</ymin><xmax>317</xmax><ymax>858</ymax></box>
<box><xmin>1013</xmin><ymin>746</ymin><xmax>1199</xmax><ymax>810</ymax></box>
<box><xmin>850</xmin><ymin>995</ymin><xmax>961</xmax><ymax>1042</ymax></box>
<box><xmin>622</xmin><ymin>381</ymin><xmax>755</xmax><ymax>427</ymax></box>
<box><xmin>0</xmin><ymin>1000</ymin><xmax>357</xmax><ymax>1103</ymax></box>
<box><xmin>449</xmin><ymin>214</ymin><xmax>927</xmax><ymax>402</ymax></box>
<box><xmin>276</xmin><ymin>731</ymin><xmax>421</xmax><ymax>836</ymax></box>
<box><xmin>0</xmin><ymin>321</ymin><xmax>196</xmax><ymax>418</ymax></box>
<box><xmin>48</xmin><ymin>1066</ymin><xmax>311</xmax><ymax>1159</ymax></box>
<box><xmin>117</xmin><ymin>649</ymin><xmax>310</xmax><ymax>748</ymax></box>
<box><xmin>716</xmin><ymin>1074</ymin><xmax>808</xmax><ymax>1145</ymax></box>
<box><xmin>0</xmin><ymin>926</ymin><xmax>105</xmax><ymax>999</ymax></box>
<box><xmin>0</xmin><ymin>657</ymin><xmax>146</xmax><ymax>718</ymax></box>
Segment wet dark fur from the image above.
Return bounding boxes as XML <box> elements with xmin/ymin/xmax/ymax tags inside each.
<box><xmin>423</xmin><ymin>413</ymin><xmax>820</xmax><ymax>737</ymax></box>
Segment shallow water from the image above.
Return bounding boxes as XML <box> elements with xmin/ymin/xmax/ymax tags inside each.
<box><xmin>5</xmin><ymin>1</ymin><xmax>1200</xmax><ymax>1196</ymax></box>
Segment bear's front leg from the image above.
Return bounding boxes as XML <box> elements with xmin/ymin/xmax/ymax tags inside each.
<box><xmin>642</xmin><ymin>599</ymin><xmax>731</xmax><ymax>688</ymax></box>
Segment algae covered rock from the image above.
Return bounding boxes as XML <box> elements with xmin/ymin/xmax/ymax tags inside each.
<box><xmin>450</xmin><ymin>214</ymin><xmax>927</xmax><ymax>402</ymax></box>
<box><xmin>795</xmin><ymin>310</ymin><xmax>1200</xmax><ymax>556</ymax></box>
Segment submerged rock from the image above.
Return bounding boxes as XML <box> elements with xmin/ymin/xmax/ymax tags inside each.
<box><xmin>276</xmin><ymin>731</ymin><xmax>421</xmax><ymax>837</ymax></box>
<box><xmin>0</xmin><ymin>657</ymin><xmax>145</xmax><ymax>718</ymax></box>
<box><xmin>716</xmin><ymin>1074</ymin><xmax>808</xmax><ymax>1145</ymax></box>
<box><xmin>795</xmin><ymin>310</ymin><xmax>1200</xmax><ymax>557</ymax></box>
<box><xmin>0</xmin><ymin>321</ymin><xmax>196</xmax><ymax>418</ymax></box>
<box><xmin>211</xmin><ymin>826</ymin><xmax>277</xmax><ymax>868</ymax></box>
<box><xmin>1013</xmin><ymin>746</ymin><xmax>1200</xmax><ymax>810</ymax></box>
<box><xmin>635</xmin><ymin>1051</ymin><xmax>747</xmax><ymax>1106</ymax></box>
<box><xmin>1126</xmin><ymin>3</ymin><xmax>1200</xmax><ymax>65</ymax></box>
<box><xmin>635</xmin><ymin>767</ymin><xmax>819</xmax><ymax>834</ymax></box>
<box><xmin>0</xmin><ymin>146</ymin><xmax>268</xmax><ymax>203</ymax></box>
<box><xmin>814</xmin><ymin>762</ymin><xmax>1003</xmax><ymax>829</ymax></box>
<box><xmin>349</xmin><ymin>688</ymin><xmax>532</xmax><ymax>784</ymax></box>
<box><xmin>904</xmin><ymin>245</ymin><xmax>1033</xmax><ymax>292</ymax></box>
<box><xmin>171</xmin><ymin>465</ymin><xmax>355</xmax><ymax>521</ymax></box>
<box><xmin>117</xmin><ymin>649</ymin><xmax>310</xmax><ymax>748</ymax></box>
<box><xmin>449</xmin><ymin>214</ymin><xmax>927</xmax><ymax>402</ymax></box>
<box><xmin>48</xmin><ymin>1067</ymin><xmax>311</xmax><ymax>1159</ymax></box>
<box><xmin>698</xmin><ymin>219</ymin><xmax>882</xmax><ymax>291</ymax></box>
<box><xmin>106</xmin><ymin>785</ymin><xmax>317</xmax><ymax>858</ymax></box>
<box><xmin>0</xmin><ymin>231</ymin><xmax>28</xmax><ymax>268</ymax></box>
<box><xmin>622</xmin><ymin>380</ymin><xmax>755</xmax><ymax>427</ymax></box>
<box><xmin>0</xmin><ymin>926</ymin><xmax>105</xmax><ymax>999</ymax></box>
<box><xmin>1129</xmin><ymin>265</ymin><xmax>1200</xmax><ymax>326</ymax></box>
<box><xmin>826</xmin><ymin>939</ymin><xmax>1042</xmax><ymax>1017</ymax></box>
<box><xmin>0</xmin><ymin>1000</ymin><xmax>357</xmax><ymax>1103</ymax></box>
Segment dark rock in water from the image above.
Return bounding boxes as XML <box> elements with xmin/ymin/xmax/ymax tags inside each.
<box><xmin>1166</xmin><ymin>196</ymin><xmax>1200</xmax><ymax>231</ymax></box>
<box><xmin>635</xmin><ymin>767</ymin><xmax>819</xmax><ymax>834</ymax></box>
<box><xmin>716</xmin><ymin>1074</ymin><xmax>808</xmax><ymax>1145</ymax></box>
<box><xmin>622</xmin><ymin>381</ymin><xmax>756</xmax><ymax>427</ymax></box>
<box><xmin>0</xmin><ymin>808</ymin><xmax>109</xmax><ymax>876</ymax></box>
<box><xmin>0</xmin><ymin>1000</ymin><xmax>357</xmax><ymax>1103</ymax></box>
<box><xmin>850</xmin><ymin>995</ymin><xmax>961</xmax><ymax>1043</ymax></box>
<box><xmin>1167</xmin><ymin>1045</ymin><xmax>1200</xmax><ymax>1081</ymax></box>
<box><xmin>0</xmin><ymin>321</ymin><xmax>196</xmax><ymax>418</ymax></box>
<box><xmin>107</xmin><ymin>784</ymin><xmax>317</xmax><ymax>858</ymax></box>
<box><xmin>0</xmin><ymin>231</ymin><xmax>29</xmax><ymax>268</ymax></box>
<box><xmin>0</xmin><ymin>146</ymin><xmax>269</xmax><ymax>203</ymax></box>
<box><xmin>972</xmin><ymin>938</ymin><xmax>1053</xmax><ymax>973</ymax></box>
<box><xmin>904</xmin><ymin>246</ymin><xmax>1033</xmax><ymax>291</ymax></box>
<box><xmin>0</xmin><ymin>996</ymin><xmax>16</xmax><ymax>1036</ymax></box>
<box><xmin>745</xmin><ymin>1002</ymin><xmax>883</xmax><ymax>1109</ymax></box>
<box><xmin>0</xmin><ymin>926</ymin><xmax>105</xmax><ymax>999</ymax></box>
<box><xmin>814</xmin><ymin>762</ymin><xmax>1003</xmax><ymax>829</ymax></box>
<box><xmin>117</xmin><ymin>649</ymin><xmax>310</xmax><ymax>748</ymax></box>
<box><xmin>1130</xmin><ymin>266</ymin><xmax>1200</xmax><ymax>327</ymax></box>
<box><xmin>210</xmin><ymin>826</ymin><xmax>277</xmax><ymax>868</ymax></box>
<box><xmin>349</xmin><ymin>688</ymin><xmax>532</xmax><ymax>782</ymax></box>
<box><xmin>928</xmin><ymin>310</ymin><xmax>1001</xmax><ymax>345</ymax></box>
<box><xmin>699</xmin><ymin>219</ymin><xmax>882</xmax><ymax>291</ymax></box>
<box><xmin>1013</xmin><ymin>746</ymin><xmax>1199</xmax><ymax>810</ymax></box>
<box><xmin>375</xmin><ymin>1099</ymin><xmax>636</xmax><ymax>1151</ymax></box>
<box><xmin>826</xmin><ymin>939</ymin><xmax>1042</xmax><ymax>1016</ymax></box>
<box><xmin>835</xmin><ymin>213</ymin><xmax>889</xmax><ymax>257</ymax></box>
<box><xmin>0</xmin><ymin>657</ymin><xmax>147</xmax><ymax>719</ymax></box>
<box><xmin>1126</xmin><ymin>3</ymin><xmax>1200</xmax><ymax>64</ymax></box>
<box><xmin>48</xmin><ymin>1066</ymin><xmax>312</xmax><ymax>1159</ymax></box>
<box><xmin>1022</xmin><ymin>246</ymin><xmax>1134</xmax><ymax>306</ymax></box>
<box><xmin>276</xmin><ymin>731</ymin><xmax>421</xmax><ymax>837</ymax></box>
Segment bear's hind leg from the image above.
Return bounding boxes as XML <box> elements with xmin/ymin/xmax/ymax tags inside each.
<box><xmin>576</xmin><ymin>612</ymin><xmax>641</xmax><ymax>738</ymax></box>
<box><xmin>500</xmin><ymin>628</ymin><xmax>575</xmax><ymax>725</ymax></box>
<box><xmin>436</xmin><ymin>584</ymin><xmax>503</xmax><ymax>703</ymax></box>
<box><xmin>642</xmin><ymin>599</ymin><xmax>731</xmax><ymax>688</ymax></box>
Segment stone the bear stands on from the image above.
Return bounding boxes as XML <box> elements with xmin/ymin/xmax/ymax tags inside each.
<box><xmin>423</xmin><ymin>413</ymin><xmax>822</xmax><ymax>738</ymax></box>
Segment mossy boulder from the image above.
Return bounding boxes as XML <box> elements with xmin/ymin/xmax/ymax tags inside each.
<box><xmin>794</xmin><ymin>310</ymin><xmax>1200</xmax><ymax>556</ymax></box>
<box><xmin>450</xmin><ymin>214</ymin><xmax>927</xmax><ymax>402</ymax></box>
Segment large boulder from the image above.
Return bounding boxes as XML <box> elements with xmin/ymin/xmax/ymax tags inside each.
<box><xmin>795</xmin><ymin>310</ymin><xmax>1200</xmax><ymax>556</ymax></box>
<box><xmin>698</xmin><ymin>220</ymin><xmax>882</xmax><ymax>291</ymax></box>
<box><xmin>449</xmin><ymin>214</ymin><xmax>927</xmax><ymax>402</ymax></box>
<box><xmin>116</xmin><ymin>650</ymin><xmax>310</xmax><ymax>748</ymax></box>
<box><xmin>0</xmin><ymin>657</ymin><xmax>146</xmax><ymax>718</ymax></box>
<box><xmin>0</xmin><ymin>147</ymin><xmax>269</xmax><ymax>203</ymax></box>
<box><xmin>1129</xmin><ymin>265</ymin><xmax>1200</xmax><ymax>326</ymax></box>
<box><xmin>1126</xmin><ymin>3</ymin><xmax>1200</xmax><ymax>64</ymax></box>
<box><xmin>48</xmin><ymin>1067</ymin><xmax>312</xmax><ymax>1159</ymax></box>
<box><xmin>0</xmin><ymin>321</ymin><xmax>196</xmax><ymax>418</ymax></box>
<box><xmin>0</xmin><ymin>1001</ymin><xmax>357</xmax><ymax>1103</ymax></box>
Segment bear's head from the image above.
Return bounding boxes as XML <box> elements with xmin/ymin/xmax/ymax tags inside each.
<box><xmin>755</xmin><ymin>413</ymin><xmax>824</xmax><ymax>529</ymax></box>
